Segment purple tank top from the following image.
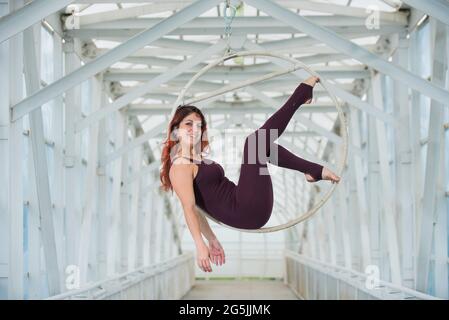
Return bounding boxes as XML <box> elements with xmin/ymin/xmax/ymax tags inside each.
<box><xmin>173</xmin><ymin>156</ymin><xmax>238</xmax><ymax>222</ymax></box>
<box><xmin>193</xmin><ymin>158</ymin><xmax>238</xmax><ymax>221</ymax></box>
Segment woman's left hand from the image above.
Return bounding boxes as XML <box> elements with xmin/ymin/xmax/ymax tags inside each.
<box><xmin>208</xmin><ymin>238</ymin><xmax>225</xmax><ymax>266</ymax></box>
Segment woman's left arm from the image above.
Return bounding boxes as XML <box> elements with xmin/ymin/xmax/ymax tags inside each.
<box><xmin>198</xmin><ymin>212</ymin><xmax>217</xmax><ymax>241</ymax></box>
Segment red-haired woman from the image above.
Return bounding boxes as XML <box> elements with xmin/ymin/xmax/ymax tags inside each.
<box><xmin>160</xmin><ymin>76</ymin><xmax>340</xmax><ymax>273</ymax></box>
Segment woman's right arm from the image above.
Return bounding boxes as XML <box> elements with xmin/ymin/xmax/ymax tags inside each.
<box><xmin>169</xmin><ymin>163</ymin><xmax>213</xmax><ymax>272</ymax></box>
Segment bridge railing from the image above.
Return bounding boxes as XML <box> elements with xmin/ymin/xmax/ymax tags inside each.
<box><xmin>283</xmin><ymin>250</ymin><xmax>440</xmax><ymax>300</ymax></box>
<box><xmin>46</xmin><ymin>252</ymin><xmax>195</xmax><ymax>300</ymax></box>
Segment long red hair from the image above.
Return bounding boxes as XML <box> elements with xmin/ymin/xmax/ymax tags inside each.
<box><xmin>159</xmin><ymin>105</ymin><xmax>210</xmax><ymax>193</ymax></box>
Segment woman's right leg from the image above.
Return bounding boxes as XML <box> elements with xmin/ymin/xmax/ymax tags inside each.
<box><xmin>258</xmin><ymin>82</ymin><xmax>313</xmax><ymax>139</ymax></box>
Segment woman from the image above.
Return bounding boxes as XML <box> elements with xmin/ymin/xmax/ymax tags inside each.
<box><xmin>160</xmin><ymin>76</ymin><xmax>340</xmax><ymax>273</ymax></box>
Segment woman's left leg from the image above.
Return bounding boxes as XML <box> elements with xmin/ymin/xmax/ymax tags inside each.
<box><xmin>268</xmin><ymin>142</ymin><xmax>323</xmax><ymax>181</ymax></box>
<box><xmin>233</xmin><ymin>82</ymin><xmax>317</xmax><ymax>229</ymax></box>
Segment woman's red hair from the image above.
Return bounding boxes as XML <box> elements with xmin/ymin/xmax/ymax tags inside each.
<box><xmin>159</xmin><ymin>105</ymin><xmax>210</xmax><ymax>193</ymax></box>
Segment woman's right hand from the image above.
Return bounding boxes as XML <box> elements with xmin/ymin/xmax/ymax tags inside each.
<box><xmin>196</xmin><ymin>242</ymin><xmax>212</xmax><ymax>272</ymax></box>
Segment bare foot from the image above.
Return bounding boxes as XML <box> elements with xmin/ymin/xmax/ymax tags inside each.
<box><xmin>304</xmin><ymin>167</ymin><xmax>340</xmax><ymax>184</ymax></box>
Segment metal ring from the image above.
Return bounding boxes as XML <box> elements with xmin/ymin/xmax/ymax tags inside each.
<box><xmin>169</xmin><ymin>50</ymin><xmax>349</xmax><ymax>233</ymax></box>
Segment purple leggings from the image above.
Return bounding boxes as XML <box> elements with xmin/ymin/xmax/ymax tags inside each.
<box><xmin>234</xmin><ymin>82</ymin><xmax>323</xmax><ymax>229</ymax></box>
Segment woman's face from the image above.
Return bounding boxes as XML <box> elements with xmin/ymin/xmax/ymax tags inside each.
<box><xmin>176</xmin><ymin>112</ymin><xmax>203</xmax><ymax>147</ymax></box>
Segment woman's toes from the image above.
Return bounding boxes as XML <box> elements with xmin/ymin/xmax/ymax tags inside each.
<box><xmin>322</xmin><ymin>167</ymin><xmax>340</xmax><ymax>183</ymax></box>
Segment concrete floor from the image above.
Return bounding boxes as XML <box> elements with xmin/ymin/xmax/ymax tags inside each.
<box><xmin>181</xmin><ymin>279</ymin><xmax>300</xmax><ymax>300</ymax></box>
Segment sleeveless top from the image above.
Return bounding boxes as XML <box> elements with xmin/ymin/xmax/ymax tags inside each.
<box><xmin>171</xmin><ymin>155</ymin><xmax>238</xmax><ymax>223</ymax></box>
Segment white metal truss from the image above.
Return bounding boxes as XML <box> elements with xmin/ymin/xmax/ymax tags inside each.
<box><xmin>0</xmin><ymin>0</ymin><xmax>448</xmax><ymax>300</ymax></box>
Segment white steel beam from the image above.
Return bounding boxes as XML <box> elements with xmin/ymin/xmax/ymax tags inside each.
<box><xmin>63</xmin><ymin>38</ymin><xmax>82</xmax><ymax>288</ymax></box>
<box><xmin>402</xmin><ymin>0</ymin><xmax>449</xmax><ymax>27</ymax></box>
<box><xmin>128</xmin><ymin>144</ymin><xmax>142</xmax><ymax>271</ymax></box>
<box><xmin>392</xmin><ymin>33</ymin><xmax>415</xmax><ymax>289</ymax></box>
<box><xmin>277</xmin><ymin>0</ymin><xmax>407</xmax><ymax>23</ymax></box>
<box><xmin>23</xmin><ymin>26</ymin><xmax>61</xmax><ymax>295</ymax></box>
<box><xmin>0</xmin><ymin>0</ymin><xmax>74</xmax><ymax>44</ymax></box>
<box><xmin>142</xmin><ymin>186</ymin><xmax>154</xmax><ymax>266</ymax></box>
<box><xmin>416</xmin><ymin>18</ymin><xmax>447</xmax><ymax>293</ymax></box>
<box><xmin>244</xmin><ymin>41</ymin><xmax>394</xmax><ymax>124</ymax></box>
<box><xmin>5</xmin><ymin>0</ymin><xmax>24</xmax><ymax>299</ymax></box>
<box><xmin>0</xmin><ymin>2</ymin><xmax>10</xmax><ymax>296</ymax></box>
<box><xmin>348</xmin><ymin>109</ymin><xmax>371</xmax><ymax>270</ymax></box>
<box><xmin>77</xmin><ymin>74</ymin><xmax>102</xmax><ymax>286</ymax></box>
<box><xmin>70</xmin><ymin>25</ymin><xmax>406</xmax><ymax>42</ymax></box>
<box><xmin>433</xmin><ymin>17</ymin><xmax>449</xmax><ymax>299</ymax></box>
<box><xmin>122</xmin><ymin>53</ymin><xmax>348</xmax><ymax>70</ymax></box>
<box><xmin>76</xmin><ymin>16</ymin><xmax>407</xmax><ymax>30</ymax></box>
<box><xmin>80</xmin><ymin>2</ymin><xmax>189</xmax><ymax>25</ymax></box>
<box><xmin>104</xmin><ymin>67</ymin><xmax>370</xmax><ymax>82</ymax></box>
<box><xmin>245</xmin><ymin>0</ymin><xmax>449</xmax><ymax>105</ymax></box>
<box><xmin>11</xmin><ymin>0</ymin><xmax>223</xmax><ymax>121</ymax></box>
<box><xmin>51</xmin><ymin>29</ymin><xmax>66</xmax><ymax>293</ymax></box>
<box><xmin>119</xmin><ymin>133</ymin><xmax>130</xmax><ymax>273</ymax></box>
<box><xmin>77</xmin><ymin>0</ymin><xmax>407</xmax><ymax>25</ymax></box>
<box><xmin>107</xmin><ymin>111</ymin><xmax>126</xmax><ymax>276</ymax></box>
<box><xmin>95</xmin><ymin>91</ymin><xmax>110</xmax><ymax>280</ymax></box>
<box><xmin>127</xmin><ymin>103</ymin><xmax>344</xmax><ymax>115</ymax></box>
<box><xmin>371</xmin><ymin>73</ymin><xmax>402</xmax><ymax>285</ymax></box>
<box><xmin>26</xmin><ymin>132</ymin><xmax>42</xmax><ymax>299</ymax></box>
<box><xmin>76</xmin><ymin>40</ymin><xmax>227</xmax><ymax>133</ymax></box>
<box><xmin>117</xmin><ymin>80</ymin><xmax>355</xmax><ymax>97</ymax></box>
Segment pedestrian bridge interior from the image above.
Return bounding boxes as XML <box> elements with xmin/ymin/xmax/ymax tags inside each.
<box><xmin>0</xmin><ymin>0</ymin><xmax>448</xmax><ymax>300</ymax></box>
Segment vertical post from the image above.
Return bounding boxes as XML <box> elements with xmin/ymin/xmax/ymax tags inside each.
<box><xmin>107</xmin><ymin>110</ymin><xmax>125</xmax><ymax>276</ymax></box>
<box><xmin>142</xmin><ymin>187</ymin><xmax>153</xmax><ymax>266</ymax></box>
<box><xmin>5</xmin><ymin>1</ymin><xmax>24</xmax><ymax>299</ymax></box>
<box><xmin>128</xmin><ymin>134</ymin><xmax>142</xmax><ymax>271</ymax></box>
<box><xmin>63</xmin><ymin>37</ymin><xmax>82</xmax><ymax>279</ymax></box>
<box><xmin>416</xmin><ymin>18</ymin><xmax>447</xmax><ymax>293</ymax></box>
<box><xmin>337</xmin><ymin>183</ymin><xmax>353</xmax><ymax>269</ymax></box>
<box><xmin>371</xmin><ymin>72</ymin><xmax>402</xmax><ymax>285</ymax></box>
<box><xmin>349</xmin><ymin>109</ymin><xmax>372</xmax><ymax>270</ymax></box>
<box><xmin>78</xmin><ymin>73</ymin><xmax>102</xmax><ymax>285</ymax></box>
<box><xmin>408</xmin><ymin>28</ymin><xmax>423</xmax><ymax>286</ymax></box>
<box><xmin>26</xmin><ymin>131</ymin><xmax>42</xmax><ymax>299</ymax></box>
<box><xmin>23</xmin><ymin>24</ymin><xmax>60</xmax><ymax>296</ymax></box>
<box><xmin>0</xmin><ymin>1</ymin><xmax>10</xmax><ymax>299</ymax></box>
<box><xmin>433</xmin><ymin>20</ymin><xmax>449</xmax><ymax>299</ymax></box>
<box><xmin>96</xmin><ymin>88</ymin><xmax>109</xmax><ymax>280</ymax></box>
<box><xmin>392</xmin><ymin>33</ymin><xmax>415</xmax><ymax>288</ymax></box>
<box><xmin>150</xmin><ymin>194</ymin><xmax>159</xmax><ymax>265</ymax></box>
<box><xmin>52</xmin><ymin>29</ymin><xmax>66</xmax><ymax>293</ymax></box>
<box><xmin>119</xmin><ymin>116</ymin><xmax>129</xmax><ymax>273</ymax></box>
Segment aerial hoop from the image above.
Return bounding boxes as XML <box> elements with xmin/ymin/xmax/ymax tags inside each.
<box><xmin>169</xmin><ymin>50</ymin><xmax>349</xmax><ymax>233</ymax></box>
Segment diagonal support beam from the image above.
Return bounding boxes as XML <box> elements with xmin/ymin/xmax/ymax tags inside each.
<box><xmin>75</xmin><ymin>39</ymin><xmax>227</xmax><ymax>133</ymax></box>
<box><xmin>23</xmin><ymin>26</ymin><xmax>61</xmax><ymax>296</ymax></box>
<box><xmin>245</xmin><ymin>0</ymin><xmax>449</xmax><ymax>105</ymax></box>
<box><xmin>0</xmin><ymin>0</ymin><xmax>74</xmax><ymax>44</ymax></box>
<box><xmin>11</xmin><ymin>0</ymin><xmax>222</xmax><ymax>121</ymax></box>
<box><xmin>402</xmin><ymin>0</ymin><xmax>449</xmax><ymax>27</ymax></box>
<box><xmin>244</xmin><ymin>41</ymin><xmax>394</xmax><ymax>124</ymax></box>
